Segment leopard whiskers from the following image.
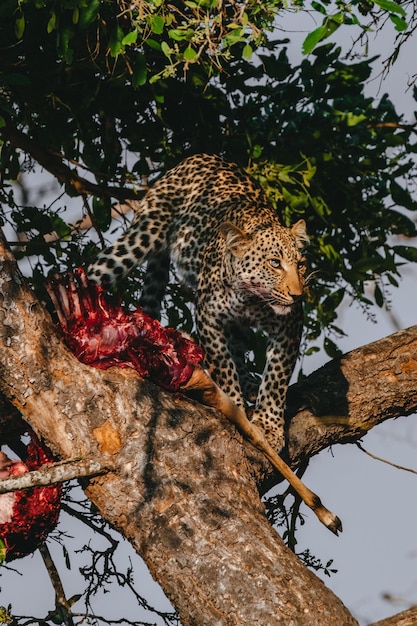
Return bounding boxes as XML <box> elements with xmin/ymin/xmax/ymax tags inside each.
<box><xmin>304</xmin><ymin>270</ymin><xmax>320</xmax><ymax>285</ymax></box>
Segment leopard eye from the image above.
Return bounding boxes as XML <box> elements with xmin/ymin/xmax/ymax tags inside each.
<box><xmin>268</xmin><ymin>258</ymin><xmax>282</xmax><ymax>270</ymax></box>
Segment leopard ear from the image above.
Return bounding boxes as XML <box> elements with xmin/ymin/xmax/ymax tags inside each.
<box><xmin>291</xmin><ymin>219</ymin><xmax>309</xmax><ymax>249</ymax></box>
<box><xmin>220</xmin><ymin>222</ymin><xmax>252</xmax><ymax>258</ymax></box>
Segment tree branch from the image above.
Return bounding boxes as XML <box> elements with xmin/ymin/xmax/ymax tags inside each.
<box><xmin>39</xmin><ymin>544</ymin><xmax>75</xmax><ymax>626</ymax></box>
<box><xmin>0</xmin><ymin>124</ymin><xmax>144</xmax><ymax>201</ymax></box>
<box><xmin>285</xmin><ymin>328</ymin><xmax>417</xmax><ymax>466</ymax></box>
<box><xmin>370</xmin><ymin>605</ymin><xmax>417</xmax><ymax>626</ymax></box>
<box><xmin>0</xmin><ymin>457</ymin><xmax>115</xmax><ymax>494</ymax></box>
<box><xmin>356</xmin><ymin>441</ymin><xmax>417</xmax><ymax>475</ymax></box>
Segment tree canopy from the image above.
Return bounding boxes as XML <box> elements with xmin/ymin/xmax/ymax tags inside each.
<box><xmin>1</xmin><ymin>0</ymin><xmax>416</xmax><ymax>356</ymax></box>
<box><xmin>0</xmin><ymin>0</ymin><xmax>417</xmax><ymax>624</ymax></box>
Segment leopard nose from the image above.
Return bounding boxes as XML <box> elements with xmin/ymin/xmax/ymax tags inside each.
<box><xmin>282</xmin><ymin>268</ymin><xmax>304</xmax><ymax>301</ymax></box>
<box><xmin>287</xmin><ymin>279</ymin><xmax>303</xmax><ymax>300</ymax></box>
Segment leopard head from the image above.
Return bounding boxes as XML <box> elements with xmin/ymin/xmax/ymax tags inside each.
<box><xmin>220</xmin><ymin>219</ymin><xmax>308</xmax><ymax>315</ymax></box>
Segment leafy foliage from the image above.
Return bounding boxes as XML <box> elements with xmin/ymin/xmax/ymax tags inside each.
<box><xmin>238</xmin><ymin>44</ymin><xmax>417</xmax><ymax>352</ymax></box>
<box><xmin>1</xmin><ymin>2</ymin><xmax>416</xmax><ymax>356</ymax></box>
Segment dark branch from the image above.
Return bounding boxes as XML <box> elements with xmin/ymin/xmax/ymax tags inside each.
<box><xmin>0</xmin><ymin>124</ymin><xmax>145</xmax><ymax>201</ymax></box>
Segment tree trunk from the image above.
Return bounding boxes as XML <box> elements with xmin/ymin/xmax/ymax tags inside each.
<box><xmin>0</xmin><ymin>235</ymin><xmax>416</xmax><ymax>624</ymax></box>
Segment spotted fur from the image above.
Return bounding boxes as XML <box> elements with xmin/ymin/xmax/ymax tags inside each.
<box><xmin>88</xmin><ymin>154</ymin><xmax>308</xmax><ymax>451</ymax></box>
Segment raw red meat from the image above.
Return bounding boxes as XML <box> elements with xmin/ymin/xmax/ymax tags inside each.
<box><xmin>0</xmin><ymin>432</ymin><xmax>62</xmax><ymax>562</ymax></box>
<box><xmin>45</xmin><ymin>268</ymin><xmax>204</xmax><ymax>390</ymax></box>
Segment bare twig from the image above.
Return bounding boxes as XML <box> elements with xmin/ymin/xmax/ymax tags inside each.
<box><xmin>0</xmin><ymin>457</ymin><xmax>116</xmax><ymax>494</ymax></box>
<box><xmin>39</xmin><ymin>544</ymin><xmax>75</xmax><ymax>626</ymax></box>
<box><xmin>356</xmin><ymin>441</ymin><xmax>417</xmax><ymax>475</ymax></box>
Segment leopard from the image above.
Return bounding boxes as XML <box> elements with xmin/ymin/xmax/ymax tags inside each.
<box><xmin>87</xmin><ymin>153</ymin><xmax>308</xmax><ymax>452</ymax></box>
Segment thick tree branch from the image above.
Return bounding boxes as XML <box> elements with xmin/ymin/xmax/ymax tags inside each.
<box><xmin>286</xmin><ymin>329</ymin><xmax>417</xmax><ymax>465</ymax></box>
<box><xmin>370</xmin><ymin>606</ymin><xmax>417</xmax><ymax>626</ymax></box>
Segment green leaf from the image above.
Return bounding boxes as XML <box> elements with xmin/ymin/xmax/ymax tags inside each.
<box><xmin>374</xmin><ymin>283</ymin><xmax>384</xmax><ymax>307</ymax></box>
<box><xmin>0</xmin><ymin>116</ymin><xmax>5</xmax><ymax>129</ymax></box>
<box><xmin>390</xmin><ymin>14</ymin><xmax>408</xmax><ymax>31</ymax></box>
<box><xmin>386</xmin><ymin>273</ymin><xmax>399</xmax><ymax>287</ymax></box>
<box><xmin>346</xmin><ymin>112</ymin><xmax>367</xmax><ymax>126</ymax></box>
<box><xmin>109</xmin><ymin>25</ymin><xmax>125</xmax><ymax>57</ymax></box>
<box><xmin>389</xmin><ymin>210</ymin><xmax>417</xmax><ymax>236</ymax></box>
<box><xmin>302</xmin><ymin>14</ymin><xmax>343</xmax><ymax>54</ymax></box>
<box><xmin>252</xmin><ymin>144</ymin><xmax>263</xmax><ymax>159</ymax></box>
<box><xmin>15</xmin><ymin>14</ymin><xmax>25</xmax><ymax>39</ymax></box>
<box><xmin>161</xmin><ymin>41</ymin><xmax>171</xmax><ymax>58</ymax></box>
<box><xmin>305</xmin><ymin>346</ymin><xmax>320</xmax><ymax>356</ymax></box>
<box><xmin>184</xmin><ymin>46</ymin><xmax>197</xmax><ymax>61</ymax></box>
<box><xmin>72</xmin><ymin>6</ymin><xmax>79</xmax><ymax>24</ymax></box>
<box><xmin>168</xmin><ymin>28</ymin><xmax>192</xmax><ymax>41</ymax></box>
<box><xmin>311</xmin><ymin>196</ymin><xmax>331</xmax><ymax>218</ymax></box>
<box><xmin>374</xmin><ymin>0</ymin><xmax>406</xmax><ymax>16</ymax></box>
<box><xmin>0</xmin><ymin>538</ymin><xmax>6</xmax><ymax>564</ymax></box>
<box><xmin>47</xmin><ymin>11</ymin><xmax>56</xmax><ymax>34</ymax></box>
<box><xmin>302</xmin><ymin>25</ymin><xmax>327</xmax><ymax>54</ymax></box>
<box><xmin>146</xmin><ymin>38</ymin><xmax>161</xmax><ymax>51</ymax></box>
<box><xmin>323</xmin><ymin>337</ymin><xmax>343</xmax><ymax>359</ymax></box>
<box><xmin>122</xmin><ymin>30</ymin><xmax>138</xmax><ymax>46</ymax></box>
<box><xmin>79</xmin><ymin>0</ymin><xmax>100</xmax><ymax>29</ymax></box>
<box><xmin>390</xmin><ymin>180</ymin><xmax>417</xmax><ymax>211</ymax></box>
<box><xmin>323</xmin><ymin>288</ymin><xmax>345</xmax><ymax>310</ymax></box>
<box><xmin>321</xmin><ymin>241</ymin><xmax>339</xmax><ymax>261</ymax></box>
<box><xmin>224</xmin><ymin>28</ymin><xmax>245</xmax><ymax>46</ymax></box>
<box><xmin>132</xmin><ymin>54</ymin><xmax>147</xmax><ymax>87</ymax></box>
<box><xmin>151</xmin><ymin>15</ymin><xmax>165</xmax><ymax>35</ymax></box>
<box><xmin>393</xmin><ymin>245</ymin><xmax>417</xmax><ymax>262</ymax></box>
<box><xmin>50</xmin><ymin>215</ymin><xmax>71</xmax><ymax>238</ymax></box>
<box><xmin>242</xmin><ymin>44</ymin><xmax>253</xmax><ymax>60</ymax></box>
<box><xmin>311</xmin><ymin>1</ymin><xmax>328</xmax><ymax>15</ymax></box>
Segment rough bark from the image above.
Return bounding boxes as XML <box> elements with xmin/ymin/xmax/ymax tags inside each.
<box><xmin>0</xmin><ymin>235</ymin><xmax>416</xmax><ymax>624</ymax></box>
<box><xmin>371</xmin><ymin>606</ymin><xmax>417</xmax><ymax>626</ymax></box>
<box><xmin>286</xmin><ymin>326</ymin><xmax>417</xmax><ymax>465</ymax></box>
